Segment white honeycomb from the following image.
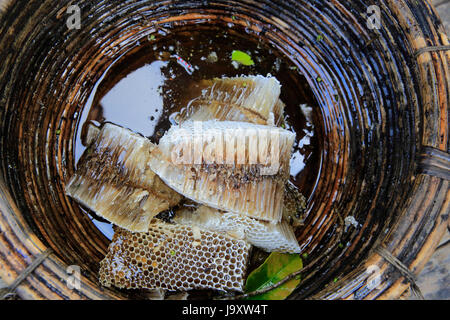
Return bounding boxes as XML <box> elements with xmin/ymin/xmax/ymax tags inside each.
<box><xmin>174</xmin><ymin>206</ymin><xmax>301</xmax><ymax>253</ymax></box>
<box><xmin>149</xmin><ymin>120</ymin><xmax>295</xmax><ymax>224</ymax></box>
<box><xmin>66</xmin><ymin>123</ymin><xmax>182</xmax><ymax>232</ymax></box>
<box><xmin>99</xmin><ymin>220</ymin><xmax>251</xmax><ymax>292</ymax></box>
<box><xmin>181</xmin><ymin>75</ymin><xmax>285</xmax><ymax>125</ymax></box>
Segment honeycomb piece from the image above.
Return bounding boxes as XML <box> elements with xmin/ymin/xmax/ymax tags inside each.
<box><xmin>178</xmin><ymin>75</ymin><xmax>285</xmax><ymax>126</ymax></box>
<box><xmin>65</xmin><ymin>123</ymin><xmax>182</xmax><ymax>232</ymax></box>
<box><xmin>282</xmin><ymin>181</ymin><xmax>307</xmax><ymax>227</ymax></box>
<box><xmin>148</xmin><ymin>120</ymin><xmax>295</xmax><ymax>223</ymax></box>
<box><xmin>174</xmin><ymin>206</ymin><xmax>301</xmax><ymax>253</ymax></box>
<box><xmin>99</xmin><ymin>221</ymin><xmax>251</xmax><ymax>292</ymax></box>
<box><xmin>81</xmin><ymin>121</ymin><xmax>101</xmax><ymax>147</ymax></box>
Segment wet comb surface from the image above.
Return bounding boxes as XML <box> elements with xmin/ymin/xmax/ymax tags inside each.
<box><xmin>99</xmin><ymin>221</ymin><xmax>251</xmax><ymax>292</ymax></box>
<box><xmin>178</xmin><ymin>75</ymin><xmax>285</xmax><ymax>125</ymax></box>
<box><xmin>174</xmin><ymin>206</ymin><xmax>301</xmax><ymax>253</ymax></box>
<box><xmin>66</xmin><ymin>123</ymin><xmax>182</xmax><ymax>232</ymax></box>
<box><xmin>149</xmin><ymin>120</ymin><xmax>295</xmax><ymax>223</ymax></box>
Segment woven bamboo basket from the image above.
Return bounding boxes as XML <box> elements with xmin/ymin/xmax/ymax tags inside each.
<box><xmin>0</xmin><ymin>0</ymin><xmax>448</xmax><ymax>300</ymax></box>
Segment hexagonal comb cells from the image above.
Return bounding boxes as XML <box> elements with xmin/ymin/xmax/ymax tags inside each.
<box><xmin>174</xmin><ymin>206</ymin><xmax>301</xmax><ymax>253</ymax></box>
<box><xmin>99</xmin><ymin>221</ymin><xmax>251</xmax><ymax>292</ymax></box>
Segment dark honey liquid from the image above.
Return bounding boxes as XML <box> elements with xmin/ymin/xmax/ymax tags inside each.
<box><xmin>75</xmin><ymin>26</ymin><xmax>321</xmax><ymax>239</ymax></box>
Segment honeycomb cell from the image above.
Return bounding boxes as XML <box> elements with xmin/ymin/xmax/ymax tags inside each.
<box><xmin>175</xmin><ymin>206</ymin><xmax>301</xmax><ymax>253</ymax></box>
<box><xmin>99</xmin><ymin>220</ymin><xmax>251</xmax><ymax>292</ymax></box>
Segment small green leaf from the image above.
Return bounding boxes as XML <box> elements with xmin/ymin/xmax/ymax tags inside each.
<box><xmin>244</xmin><ymin>252</ymin><xmax>303</xmax><ymax>300</ymax></box>
<box><xmin>231</xmin><ymin>50</ymin><xmax>255</xmax><ymax>66</ymax></box>
<box><xmin>316</xmin><ymin>34</ymin><xmax>324</xmax><ymax>42</ymax></box>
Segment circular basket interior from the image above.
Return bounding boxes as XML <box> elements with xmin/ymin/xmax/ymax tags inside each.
<box><xmin>0</xmin><ymin>0</ymin><xmax>448</xmax><ymax>300</ymax></box>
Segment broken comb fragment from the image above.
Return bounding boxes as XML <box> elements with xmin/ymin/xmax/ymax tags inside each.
<box><xmin>65</xmin><ymin>123</ymin><xmax>182</xmax><ymax>232</ymax></box>
<box><xmin>178</xmin><ymin>75</ymin><xmax>285</xmax><ymax>126</ymax></box>
<box><xmin>174</xmin><ymin>206</ymin><xmax>301</xmax><ymax>253</ymax></box>
<box><xmin>99</xmin><ymin>221</ymin><xmax>251</xmax><ymax>292</ymax></box>
<box><xmin>148</xmin><ymin>120</ymin><xmax>295</xmax><ymax>223</ymax></box>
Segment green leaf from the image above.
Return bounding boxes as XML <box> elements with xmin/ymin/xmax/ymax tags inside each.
<box><xmin>244</xmin><ymin>252</ymin><xmax>303</xmax><ymax>300</ymax></box>
<box><xmin>231</xmin><ymin>50</ymin><xmax>255</xmax><ymax>66</ymax></box>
